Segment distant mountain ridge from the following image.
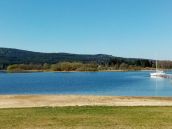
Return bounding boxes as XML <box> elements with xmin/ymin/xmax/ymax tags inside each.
<box><xmin>0</xmin><ymin>47</ymin><xmax>114</xmax><ymax>63</ymax></box>
<box><xmin>0</xmin><ymin>47</ymin><xmax>154</xmax><ymax>69</ymax></box>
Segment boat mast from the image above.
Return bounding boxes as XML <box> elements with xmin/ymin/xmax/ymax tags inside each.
<box><xmin>156</xmin><ymin>60</ymin><xmax>158</xmax><ymax>72</ymax></box>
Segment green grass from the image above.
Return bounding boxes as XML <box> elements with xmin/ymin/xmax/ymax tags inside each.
<box><xmin>1</xmin><ymin>106</ymin><xmax>172</xmax><ymax>129</ymax></box>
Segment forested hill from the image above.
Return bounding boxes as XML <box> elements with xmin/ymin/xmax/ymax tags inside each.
<box><xmin>0</xmin><ymin>47</ymin><xmax>156</xmax><ymax>70</ymax></box>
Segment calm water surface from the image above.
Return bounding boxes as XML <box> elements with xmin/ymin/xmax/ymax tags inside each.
<box><xmin>0</xmin><ymin>71</ymin><xmax>172</xmax><ymax>96</ymax></box>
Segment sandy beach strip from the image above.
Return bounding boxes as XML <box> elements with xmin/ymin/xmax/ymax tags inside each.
<box><xmin>1</xmin><ymin>95</ymin><xmax>172</xmax><ymax>108</ymax></box>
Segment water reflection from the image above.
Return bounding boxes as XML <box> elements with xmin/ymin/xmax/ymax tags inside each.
<box><xmin>0</xmin><ymin>71</ymin><xmax>172</xmax><ymax>96</ymax></box>
<box><xmin>150</xmin><ymin>74</ymin><xmax>172</xmax><ymax>96</ymax></box>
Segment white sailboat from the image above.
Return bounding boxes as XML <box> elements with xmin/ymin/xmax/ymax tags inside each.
<box><xmin>150</xmin><ymin>60</ymin><xmax>166</xmax><ymax>78</ymax></box>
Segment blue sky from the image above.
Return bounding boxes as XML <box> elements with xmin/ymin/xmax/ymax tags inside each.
<box><xmin>0</xmin><ymin>0</ymin><xmax>172</xmax><ymax>60</ymax></box>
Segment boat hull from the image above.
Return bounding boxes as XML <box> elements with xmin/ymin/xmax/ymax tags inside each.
<box><xmin>150</xmin><ymin>71</ymin><xmax>166</xmax><ymax>78</ymax></box>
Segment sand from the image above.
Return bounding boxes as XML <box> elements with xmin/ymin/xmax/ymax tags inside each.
<box><xmin>1</xmin><ymin>95</ymin><xmax>172</xmax><ymax>108</ymax></box>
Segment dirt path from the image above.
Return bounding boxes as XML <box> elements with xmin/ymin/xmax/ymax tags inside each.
<box><xmin>1</xmin><ymin>95</ymin><xmax>172</xmax><ymax>108</ymax></box>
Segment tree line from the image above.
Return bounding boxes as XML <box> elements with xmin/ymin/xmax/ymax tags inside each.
<box><xmin>7</xmin><ymin>62</ymin><xmax>98</xmax><ymax>72</ymax></box>
<box><xmin>6</xmin><ymin>60</ymin><xmax>172</xmax><ymax>72</ymax></box>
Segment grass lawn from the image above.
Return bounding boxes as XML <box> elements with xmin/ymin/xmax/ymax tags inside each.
<box><xmin>0</xmin><ymin>106</ymin><xmax>172</xmax><ymax>129</ymax></box>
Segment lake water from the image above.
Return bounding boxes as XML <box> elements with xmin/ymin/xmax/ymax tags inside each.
<box><xmin>0</xmin><ymin>71</ymin><xmax>172</xmax><ymax>96</ymax></box>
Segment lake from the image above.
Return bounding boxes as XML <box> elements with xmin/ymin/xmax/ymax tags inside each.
<box><xmin>0</xmin><ymin>71</ymin><xmax>172</xmax><ymax>96</ymax></box>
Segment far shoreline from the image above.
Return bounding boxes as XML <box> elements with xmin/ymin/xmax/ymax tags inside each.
<box><xmin>1</xmin><ymin>69</ymin><xmax>161</xmax><ymax>73</ymax></box>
